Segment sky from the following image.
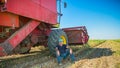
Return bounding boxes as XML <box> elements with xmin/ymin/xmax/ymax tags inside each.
<box><xmin>59</xmin><ymin>0</ymin><xmax>120</xmax><ymax>39</ymax></box>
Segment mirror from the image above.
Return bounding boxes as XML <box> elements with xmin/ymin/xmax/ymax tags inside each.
<box><xmin>64</xmin><ymin>2</ymin><xmax>67</xmax><ymax>8</ymax></box>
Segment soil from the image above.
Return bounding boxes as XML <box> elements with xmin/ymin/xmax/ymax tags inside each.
<box><xmin>0</xmin><ymin>40</ymin><xmax>120</xmax><ymax>68</ymax></box>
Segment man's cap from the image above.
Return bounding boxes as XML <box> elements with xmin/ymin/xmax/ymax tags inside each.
<box><xmin>59</xmin><ymin>38</ymin><xmax>63</xmax><ymax>42</ymax></box>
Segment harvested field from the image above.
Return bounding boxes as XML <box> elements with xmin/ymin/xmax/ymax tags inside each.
<box><xmin>0</xmin><ymin>40</ymin><xmax>120</xmax><ymax>68</ymax></box>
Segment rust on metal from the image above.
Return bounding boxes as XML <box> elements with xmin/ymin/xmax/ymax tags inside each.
<box><xmin>0</xmin><ymin>20</ymin><xmax>40</xmax><ymax>56</ymax></box>
<box><xmin>63</xmin><ymin>26</ymin><xmax>89</xmax><ymax>45</ymax></box>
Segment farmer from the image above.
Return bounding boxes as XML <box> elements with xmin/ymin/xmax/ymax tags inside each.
<box><xmin>56</xmin><ymin>38</ymin><xmax>75</xmax><ymax>65</ymax></box>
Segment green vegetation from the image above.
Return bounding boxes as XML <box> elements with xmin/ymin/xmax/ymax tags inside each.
<box><xmin>109</xmin><ymin>40</ymin><xmax>120</xmax><ymax>56</ymax></box>
<box><xmin>0</xmin><ymin>46</ymin><xmax>50</xmax><ymax>68</ymax></box>
<box><xmin>114</xmin><ymin>50</ymin><xmax>120</xmax><ymax>56</ymax></box>
<box><xmin>70</xmin><ymin>40</ymin><xmax>106</xmax><ymax>52</ymax></box>
<box><xmin>113</xmin><ymin>39</ymin><xmax>120</xmax><ymax>43</ymax></box>
<box><xmin>70</xmin><ymin>46</ymin><xmax>83</xmax><ymax>52</ymax></box>
<box><xmin>88</xmin><ymin>40</ymin><xmax>106</xmax><ymax>47</ymax></box>
<box><xmin>88</xmin><ymin>40</ymin><xmax>120</xmax><ymax>56</ymax></box>
<box><xmin>115</xmin><ymin>63</ymin><xmax>120</xmax><ymax>68</ymax></box>
<box><xmin>0</xmin><ymin>40</ymin><xmax>120</xmax><ymax>68</ymax></box>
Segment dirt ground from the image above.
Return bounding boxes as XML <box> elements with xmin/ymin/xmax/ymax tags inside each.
<box><xmin>0</xmin><ymin>40</ymin><xmax>120</xmax><ymax>68</ymax></box>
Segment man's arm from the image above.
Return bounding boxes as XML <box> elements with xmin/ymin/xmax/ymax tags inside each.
<box><xmin>66</xmin><ymin>45</ymin><xmax>69</xmax><ymax>49</ymax></box>
<box><xmin>66</xmin><ymin>45</ymin><xmax>72</xmax><ymax>51</ymax></box>
<box><xmin>56</xmin><ymin>47</ymin><xmax>59</xmax><ymax>51</ymax></box>
<box><xmin>56</xmin><ymin>46</ymin><xmax>60</xmax><ymax>56</ymax></box>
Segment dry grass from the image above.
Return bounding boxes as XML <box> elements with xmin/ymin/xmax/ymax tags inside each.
<box><xmin>115</xmin><ymin>63</ymin><xmax>120</xmax><ymax>68</ymax></box>
<box><xmin>0</xmin><ymin>46</ymin><xmax>51</xmax><ymax>68</ymax></box>
<box><xmin>0</xmin><ymin>40</ymin><xmax>120</xmax><ymax>68</ymax></box>
<box><xmin>66</xmin><ymin>40</ymin><xmax>120</xmax><ymax>68</ymax></box>
<box><xmin>88</xmin><ymin>40</ymin><xmax>106</xmax><ymax>47</ymax></box>
<box><xmin>107</xmin><ymin>40</ymin><xmax>120</xmax><ymax>56</ymax></box>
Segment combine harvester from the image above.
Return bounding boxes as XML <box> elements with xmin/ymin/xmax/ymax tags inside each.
<box><xmin>0</xmin><ymin>0</ymin><xmax>89</xmax><ymax>56</ymax></box>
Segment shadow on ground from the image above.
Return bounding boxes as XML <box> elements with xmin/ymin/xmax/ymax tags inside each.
<box><xmin>0</xmin><ymin>45</ymin><xmax>114</xmax><ymax>68</ymax></box>
<box><xmin>0</xmin><ymin>47</ymin><xmax>51</xmax><ymax>68</ymax></box>
<box><xmin>76</xmin><ymin>47</ymin><xmax>113</xmax><ymax>60</ymax></box>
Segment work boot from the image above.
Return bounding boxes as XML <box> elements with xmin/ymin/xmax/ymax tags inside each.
<box><xmin>58</xmin><ymin>63</ymin><xmax>62</xmax><ymax>65</ymax></box>
<box><xmin>71</xmin><ymin>61</ymin><xmax>75</xmax><ymax>64</ymax></box>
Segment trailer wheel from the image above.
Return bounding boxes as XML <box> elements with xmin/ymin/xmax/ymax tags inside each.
<box><xmin>48</xmin><ymin>29</ymin><xmax>68</xmax><ymax>55</ymax></box>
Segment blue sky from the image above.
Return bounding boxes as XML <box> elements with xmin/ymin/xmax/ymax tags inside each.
<box><xmin>59</xmin><ymin>0</ymin><xmax>120</xmax><ymax>39</ymax></box>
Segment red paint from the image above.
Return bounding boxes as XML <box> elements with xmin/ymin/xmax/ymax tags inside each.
<box><xmin>0</xmin><ymin>28</ymin><xmax>2</xmax><ymax>32</ymax></box>
<box><xmin>63</xmin><ymin>26</ymin><xmax>89</xmax><ymax>45</ymax></box>
<box><xmin>8</xmin><ymin>20</ymin><xmax>40</xmax><ymax>48</ymax></box>
<box><xmin>30</xmin><ymin>27</ymin><xmax>51</xmax><ymax>45</ymax></box>
<box><xmin>0</xmin><ymin>12</ymin><xmax>19</xmax><ymax>27</ymax></box>
<box><xmin>0</xmin><ymin>0</ymin><xmax>57</xmax><ymax>56</ymax></box>
<box><xmin>0</xmin><ymin>0</ymin><xmax>5</xmax><ymax>3</ymax></box>
<box><xmin>5</xmin><ymin>0</ymin><xmax>57</xmax><ymax>24</ymax></box>
<box><xmin>31</xmin><ymin>28</ymin><xmax>41</xmax><ymax>44</ymax></box>
<box><xmin>0</xmin><ymin>46</ymin><xmax>6</xmax><ymax>56</ymax></box>
<box><xmin>45</xmin><ymin>29</ymin><xmax>51</xmax><ymax>36</ymax></box>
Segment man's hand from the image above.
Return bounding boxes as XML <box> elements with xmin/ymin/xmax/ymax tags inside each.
<box><xmin>56</xmin><ymin>47</ymin><xmax>60</xmax><ymax>56</ymax></box>
<box><xmin>66</xmin><ymin>45</ymin><xmax>69</xmax><ymax>49</ymax></box>
<box><xmin>55</xmin><ymin>47</ymin><xmax>58</xmax><ymax>51</ymax></box>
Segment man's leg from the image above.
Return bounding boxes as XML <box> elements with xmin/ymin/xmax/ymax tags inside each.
<box><xmin>56</xmin><ymin>50</ymin><xmax>62</xmax><ymax>64</ymax></box>
<box><xmin>68</xmin><ymin>48</ymin><xmax>75</xmax><ymax>62</ymax></box>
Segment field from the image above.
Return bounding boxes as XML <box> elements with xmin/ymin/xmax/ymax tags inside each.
<box><xmin>0</xmin><ymin>40</ymin><xmax>120</xmax><ymax>68</ymax></box>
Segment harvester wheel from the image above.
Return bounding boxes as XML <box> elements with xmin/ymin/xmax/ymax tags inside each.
<box><xmin>48</xmin><ymin>29</ymin><xmax>68</xmax><ymax>55</ymax></box>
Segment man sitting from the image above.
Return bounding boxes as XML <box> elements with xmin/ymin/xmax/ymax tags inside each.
<box><xmin>55</xmin><ymin>38</ymin><xmax>75</xmax><ymax>65</ymax></box>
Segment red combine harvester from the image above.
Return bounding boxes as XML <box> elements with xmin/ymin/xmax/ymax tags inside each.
<box><xmin>0</xmin><ymin>0</ymin><xmax>89</xmax><ymax>56</ymax></box>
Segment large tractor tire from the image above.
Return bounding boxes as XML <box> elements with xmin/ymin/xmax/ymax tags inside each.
<box><xmin>48</xmin><ymin>29</ymin><xmax>68</xmax><ymax>55</ymax></box>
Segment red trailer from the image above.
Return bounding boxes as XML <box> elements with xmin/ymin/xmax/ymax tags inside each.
<box><xmin>0</xmin><ymin>0</ymin><xmax>89</xmax><ymax>56</ymax></box>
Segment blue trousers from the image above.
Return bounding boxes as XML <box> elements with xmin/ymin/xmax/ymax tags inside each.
<box><xmin>56</xmin><ymin>49</ymin><xmax>75</xmax><ymax>63</ymax></box>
